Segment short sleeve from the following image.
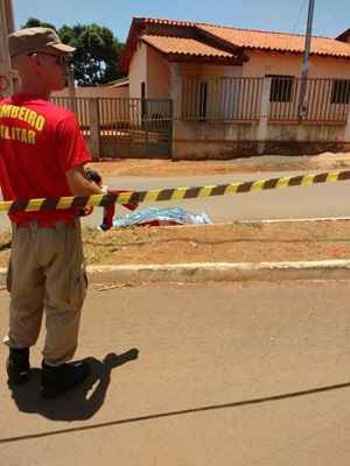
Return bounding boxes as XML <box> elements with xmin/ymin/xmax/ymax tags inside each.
<box><xmin>56</xmin><ymin>113</ymin><xmax>92</xmax><ymax>172</ymax></box>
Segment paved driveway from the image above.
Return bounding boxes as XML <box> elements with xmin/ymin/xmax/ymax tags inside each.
<box><xmin>1</xmin><ymin>280</ymin><xmax>350</xmax><ymax>465</ymax></box>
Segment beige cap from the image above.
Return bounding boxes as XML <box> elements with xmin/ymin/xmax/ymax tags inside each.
<box><xmin>8</xmin><ymin>27</ymin><xmax>75</xmax><ymax>57</ymax></box>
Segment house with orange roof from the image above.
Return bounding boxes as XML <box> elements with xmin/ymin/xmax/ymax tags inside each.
<box><xmin>120</xmin><ymin>17</ymin><xmax>350</xmax><ymax>158</ymax></box>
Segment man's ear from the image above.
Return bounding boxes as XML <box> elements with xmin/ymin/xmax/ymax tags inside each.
<box><xmin>28</xmin><ymin>53</ymin><xmax>44</xmax><ymax>68</ymax></box>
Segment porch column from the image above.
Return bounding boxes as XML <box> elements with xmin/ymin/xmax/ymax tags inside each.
<box><xmin>344</xmin><ymin>108</ymin><xmax>350</xmax><ymax>144</ymax></box>
<box><xmin>0</xmin><ymin>0</ymin><xmax>15</xmax><ymax>95</ymax></box>
<box><xmin>89</xmin><ymin>98</ymin><xmax>100</xmax><ymax>161</ymax></box>
<box><xmin>170</xmin><ymin>63</ymin><xmax>182</xmax><ymax>159</ymax></box>
<box><xmin>257</xmin><ymin>77</ymin><xmax>272</xmax><ymax>155</ymax></box>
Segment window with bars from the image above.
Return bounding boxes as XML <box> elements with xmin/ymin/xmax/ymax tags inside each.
<box><xmin>331</xmin><ymin>80</ymin><xmax>350</xmax><ymax>104</ymax></box>
<box><xmin>267</xmin><ymin>75</ymin><xmax>294</xmax><ymax>103</ymax></box>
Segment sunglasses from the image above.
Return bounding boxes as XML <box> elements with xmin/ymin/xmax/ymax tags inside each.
<box><xmin>28</xmin><ymin>52</ymin><xmax>71</xmax><ymax>66</ymax></box>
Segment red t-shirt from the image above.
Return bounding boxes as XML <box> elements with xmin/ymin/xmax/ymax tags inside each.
<box><xmin>0</xmin><ymin>93</ymin><xmax>91</xmax><ymax>225</ymax></box>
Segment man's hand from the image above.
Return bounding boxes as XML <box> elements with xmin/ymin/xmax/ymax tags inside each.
<box><xmin>66</xmin><ymin>165</ymin><xmax>102</xmax><ymax>196</ymax></box>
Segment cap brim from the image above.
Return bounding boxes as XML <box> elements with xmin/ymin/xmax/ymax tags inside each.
<box><xmin>48</xmin><ymin>43</ymin><xmax>76</xmax><ymax>53</ymax></box>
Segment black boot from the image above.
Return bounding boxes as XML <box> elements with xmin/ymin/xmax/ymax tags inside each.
<box><xmin>41</xmin><ymin>360</ymin><xmax>90</xmax><ymax>399</ymax></box>
<box><xmin>7</xmin><ymin>347</ymin><xmax>30</xmax><ymax>385</ymax></box>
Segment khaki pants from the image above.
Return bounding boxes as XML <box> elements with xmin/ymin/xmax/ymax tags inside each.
<box><xmin>3</xmin><ymin>220</ymin><xmax>87</xmax><ymax>365</ymax></box>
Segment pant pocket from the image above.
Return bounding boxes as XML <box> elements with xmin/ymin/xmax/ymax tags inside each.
<box><xmin>70</xmin><ymin>264</ymin><xmax>88</xmax><ymax>310</ymax></box>
<box><xmin>6</xmin><ymin>261</ymin><xmax>12</xmax><ymax>293</ymax></box>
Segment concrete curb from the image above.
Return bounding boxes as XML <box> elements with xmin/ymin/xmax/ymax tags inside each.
<box><xmin>2</xmin><ymin>260</ymin><xmax>348</xmax><ymax>286</ymax></box>
<box><xmin>86</xmin><ymin>260</ymin><xmax>350</xmax><ymax>283</ymax></box>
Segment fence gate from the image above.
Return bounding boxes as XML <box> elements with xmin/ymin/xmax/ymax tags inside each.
<box><xmin>52</xmin><ymin>97</ymin><xmax>173</xmax><ymax>159</ymax></box>
<box><xmin>98</xmin><ymin>98</ymin><xmax>173</xmax><ymax>158</ymax></box>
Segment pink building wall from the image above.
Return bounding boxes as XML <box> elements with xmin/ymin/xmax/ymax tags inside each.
<box><xmin>243</xmin><ymin>50</ymin><xmax>350</xmax><ymax>79</ymax></box>
<box><xmin>147</xmin><ymin>45</ymin><xmax>171</xmax><ymax>99</ymax></box>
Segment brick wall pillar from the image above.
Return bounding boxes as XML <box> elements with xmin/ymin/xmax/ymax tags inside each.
<box><xmin>170</xmin><ymin>63</ymin><xmax>182</xmax><ymax>159</ymax></box>
<box><xmin>0</xmin><ymin>0</ymin><xmax>15</xmax><ymax>96</ymax></box>
<box><xmin>257</xmin><ymin>77</ymin><xmax>272</xmax><ymax>154</ymax></box>
<box><xmin>89</xmin><ymin>98</ymin><xmax>100</xmax><ymax>160</ymax></box>
<box><xmin>344</xmin><ymin>108</ymin><xmax>350</xmax><ymax>144</ymax></box>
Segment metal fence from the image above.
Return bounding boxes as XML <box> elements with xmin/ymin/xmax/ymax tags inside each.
<box><xmin>52</xmin><ymin>96</ymin><xmax>172</xmax><ymax>129</ymax></box>
<box><xmin>51</xmin><ymin>96</ymin><xmax>173</xmax><ymax>158</ymax></box>
<box><xmin>97</xmin><ymin>97</ymin><xmax>172</xmax><ymax>131</ymax></box>
<box><xmin>182</xmin><ymin>77</ymin><xmax>263</xmax><ymax>121</ymax></box>
<box><xmin>50</xmin><ymin>78</ymin><xmax>350</xmax><ymax>158</ymax></box>
<box><xmin>269</xmin><ymin>77</ymin><xmax>350</xmax><ymax>123</ymax></box>
<box><xmin>181</xmin><ymin>76</ymin><xmax>350</xmax><ymax>124</ymax></box>
<box><xmin>96</xmin><ymin>98</ymin><xmax>172</xmax><ymax>157</ymax></box>
<box><xmin>52</xmin><ymin>97</ymin><xmax>91</xmax><ymax>128</ymax></box>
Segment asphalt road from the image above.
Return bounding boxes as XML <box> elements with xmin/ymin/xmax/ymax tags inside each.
<box><xmin>1</xmin><ymin>280</ymin><xmax>350</xmax><ymax>465</ymax></box>
<box><xmin>0</xmin><ymin>169</ymin><xmax>349</xmax><ymax>230</ymax></box>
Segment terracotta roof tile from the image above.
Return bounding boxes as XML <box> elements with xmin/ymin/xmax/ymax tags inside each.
<box><xmin>197</xmin><ymin>24</ymin><xmax>350</xmax><ymax>58</ymax></box>
<box><xmin>138</xmin><ymin>17</ymin><xmax>196</xmax><ymax>28</ymax></box>
<box><xmin>142</xmin><ymin>34</ymin><xmax>234</xmax><ymax>58</ymax></box>
<box><xmin>138</xmin><ymin>17</ymin><xmax>350</xmax><ymax>59</ymax></box>
<box><xmin>122</xmin><ymin>17</ymin><xmax>350</xmax><ymax>72</ymax></box>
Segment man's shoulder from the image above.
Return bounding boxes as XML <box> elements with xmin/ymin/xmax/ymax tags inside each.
<box><xmin>0</xmin><ymin>96</ymin><xmax>11</xmax><ymax>105</ymax></box>
<box><xmin>0</xmin><ymin>95</ymin><xmax>78</xmax><ymax>125</ymax></box>
<box><xmin>36</xmin><ymin>100</ymin><xmax>77</xmax><ymax>124</ymax></box>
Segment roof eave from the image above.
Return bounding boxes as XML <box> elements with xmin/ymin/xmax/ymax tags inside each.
<box><xmin>194</xmin><ymin>25</ymin><xmax>249</xmax><ymax>63</ymax></box>
<box><xmin>336</xmin><ymin>28</ymin><xmax>350</xmax><ymax>42</ymax></box>
<box><xmin>167</xmin><ymin>53</ymin><xmax>243</xmax><ymax>65</ymax></box>
<box><xmin>141</xmin><ymin>36</ymin><xmax>244</xmax><ymax>66</ymax></box>
<box><xmin>246</xmin><ymin>46</ymin><xmax>350</xmax><ymax>60</ymax></box>
<box><xmin>120</xmin><ymin>17</ymin><xmax>147</xmax><ymax>73</ymax></box>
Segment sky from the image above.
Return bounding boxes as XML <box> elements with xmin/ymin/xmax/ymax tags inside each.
<box><xmin>13</xmin><ymin>0</ymin><xmax>349</xmax><ymax>42</ymax></box>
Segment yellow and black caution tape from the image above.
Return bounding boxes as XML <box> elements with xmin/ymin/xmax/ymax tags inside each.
<box><xmin>2</xmin><ymin>169</ymin><xmax>350</xmax><ymax>214</ymax></box>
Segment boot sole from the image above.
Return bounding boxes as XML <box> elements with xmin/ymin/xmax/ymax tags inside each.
<box><xmin>41</xmin><ymin>370</ymin><xmax>91</xmax><ymax>399</ymax></box>
<box><xmin>7</xmin><ymin>371</ymin><xmax>31</xmax><ymax>386</ymax></box>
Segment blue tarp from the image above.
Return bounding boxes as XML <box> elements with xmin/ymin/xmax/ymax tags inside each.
<box><xmin>113</xmin><ymin>207</ymin><xmax>212</xmax><ymax>228</ymax></box>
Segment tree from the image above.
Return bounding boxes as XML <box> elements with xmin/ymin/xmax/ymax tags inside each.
<box><xmin>22</xmin><ymin>17</ymin><xmax>57</xmax><ymax>32</ymax></box>
<box><xmin>22</xmin><ymin>18</ymin><xmax>125</xmax><ymax>86</ymax></box>
<box><xmin>60</xmin><ymin>24</ymin><xmax>124</xmax><ymax>86</ymax></box>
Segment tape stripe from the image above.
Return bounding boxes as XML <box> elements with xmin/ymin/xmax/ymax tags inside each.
<box><xmin>251</xmin><ymin>180</ymin><xmax>265</xmax><ymax>192</ymax></box>
<box><xmin>172</xmin><ymin>187</ymin><xmax>188</xmax><ymax>200</ymax></box>
<box><xmin>57</xmin><ymin>197</ymin><xmax>75</xmax><ymax>209</ymax></box>
<box><xmin>288</xmin><ymin>176</ymin><xmax>304</xmax><ymax>186</ymax></box>
<box><xmin>237</xmin><ymin>182</ymin><xmax>254</xmax><ymax>193</ymax></box>
<box><xmin>184</xmin><ymin>187</ymin><xmax>201</xmax><ymax>199</ymax></box>
<box><xmin>263</xmin><ymin>178</ymin><xmax>279</xmax><ymax>190</ymax></box>
<box><xmin>211</xmin><ymin>185</ymin><xmax>228</xmax><ymax>196</ymax></box>
<box><xmin>199</xmin><ymin>186</ymin><xmax>216</xmax><ymax>198</ymax></box>
<box><xmin>157</xmin><ymin>189</ymin><xmax>175</xmax><ymax>201</ymax></box>
<box><xmin>225</xmin><ymin>183</ymin><xmax>240</xmax><ymax>195</ymax></box>
<box><xmin>338</xmin><ymin>171</ymin><xmax>350</xmax><ymax>181</ymax></box>
<box><xmin>132</xmin><ymin>191</ymin><xmax>146</xmax><ymax>204</ymax></box>
<box><xmin>71</xmin><ymin>196</ymin><xmax>89</xmax><ymax>209</ymax></box>
<box><xmin>9</xmin><ymin>200</ymin><xmax>29</xmax><ymax>214</ymax></box>
<box><xmin>313</xmin><ymin>173</ymin><xmax>328</xmax><ymax>183</ymax></box>
<box><xmin>41</xmin><ymin>198</ymin><xmax>60</xmax><ymax>211</ymax></box>
<box><xmin>26</xmin><ymin>199</ymin><xmax>45</xmax><ymax>212</ymax></box>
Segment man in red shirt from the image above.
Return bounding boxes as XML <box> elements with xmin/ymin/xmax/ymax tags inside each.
<box><xmin>1</xmin><ymin>27</ymin><xmax>103</xmax><ymax>398</ymax></box>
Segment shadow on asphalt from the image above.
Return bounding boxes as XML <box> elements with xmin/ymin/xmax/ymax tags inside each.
<box><xmin>8</xmin><ymin>349</ymin><xmax>139</xmax><ymax>421</ymax></box>
<box><xmin>1</xmin><ymin>379</ymin><xmax>350</xmax><ymax>445</ymax></box>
